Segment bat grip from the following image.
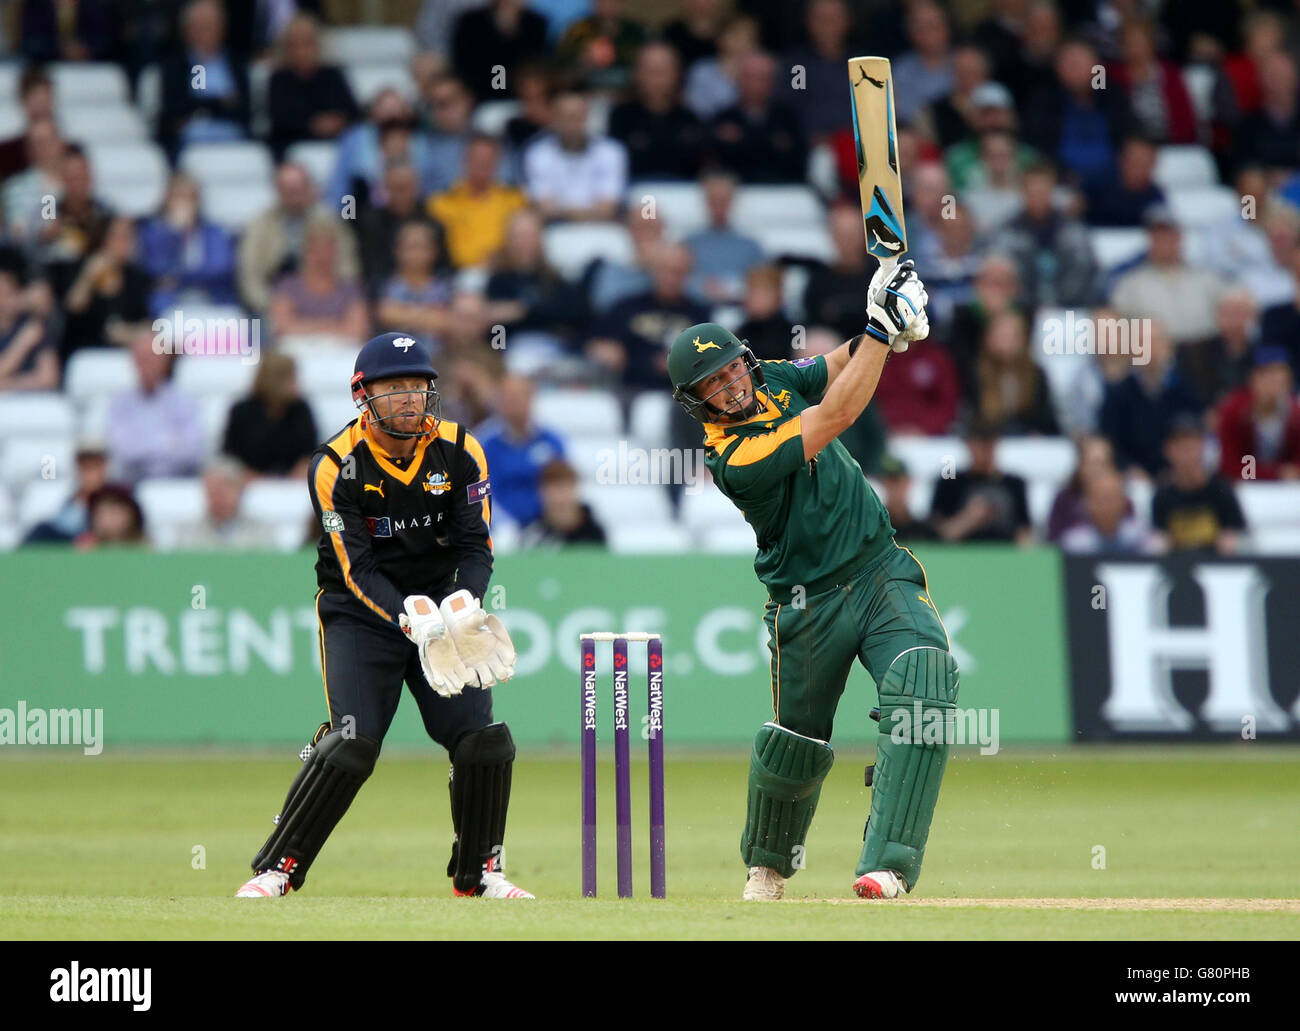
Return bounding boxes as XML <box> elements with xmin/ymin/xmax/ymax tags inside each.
<box><xmin>870</xmin><ymin>255</ymin><xmax>900</xmax><ymax>305</ymax></box>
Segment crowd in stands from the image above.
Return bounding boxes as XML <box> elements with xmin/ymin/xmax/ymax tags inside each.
<box><xmin>1</xmin><ymin>0</ymin><xmax>1299</xmax><ymax>556</ymax></box>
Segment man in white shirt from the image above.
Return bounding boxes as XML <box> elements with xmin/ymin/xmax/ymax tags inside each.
<box><xmin>523</xmin><ymin>89</ymin><xmax>628</xmax><ymax>222</ymax></box>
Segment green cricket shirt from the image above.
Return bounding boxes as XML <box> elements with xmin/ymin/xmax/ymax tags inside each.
<box><xmin>702</xmin><ymin>355</ymin><xmax>895</xmax><ymax>603</ymax></box>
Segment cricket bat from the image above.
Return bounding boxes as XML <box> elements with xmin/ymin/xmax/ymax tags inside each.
<box><xmin>847</xmin><ymin>56</ymin><xmax>907</xmax><ymax>278</ymax></box>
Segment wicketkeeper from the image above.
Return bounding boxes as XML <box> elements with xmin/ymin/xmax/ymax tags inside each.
<box><xmin>667</xmin><ymin>261</ymin><xmax>958</xmax><ymax>900</ymax></box>
<box><xmin>237</xmin><ymin>332</ymin><xmax>531</xmax><ymax>900</ymax></box>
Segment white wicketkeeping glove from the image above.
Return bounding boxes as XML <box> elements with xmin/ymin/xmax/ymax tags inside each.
<box><xmin>400</xmin><ymin>595</ymin><xmax>472</xmax><ymax>698</ymax></box>
<box><xmin>439</xmin><ymin>588</ymin><xmax>517</xmax><ymax>688</ymax></box>
<box><xmin>866</xmin><ymin>259</ymin><xmax>930</xmax><ymax>354</ymax></box>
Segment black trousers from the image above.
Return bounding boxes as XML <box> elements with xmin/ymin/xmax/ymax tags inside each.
<box><xmin>314</xmin><ymin>590</ymin><xmax>494</xmax><ymax>751</ymax></box>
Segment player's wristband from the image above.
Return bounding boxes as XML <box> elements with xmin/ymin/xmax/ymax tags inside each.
<box><xmin>850</xmin><ymin>322</ymin><xmax>891</xmax><ymax>355</ymax></box>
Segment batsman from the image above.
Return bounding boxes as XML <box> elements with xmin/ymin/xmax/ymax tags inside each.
<box><xmin>668</xmin><ymin>259</ymin><xmax>957</xmax><ymax>900</ymax></box>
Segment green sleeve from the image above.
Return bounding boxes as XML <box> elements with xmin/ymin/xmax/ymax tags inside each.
<box><xmin>717</xmin><ymin>416</ymin><xmax>808</xmax><ymax>500</ymax></box>
<box><xmin>762</xmin><ymin>355</ymin><xmax>829</xmax><ymax>402</ymax></box>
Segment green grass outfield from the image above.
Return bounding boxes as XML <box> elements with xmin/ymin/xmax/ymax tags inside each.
<box><xmin>1</xmin><ymin>746</ymin><xmax>1297</xmax><ymax>940</ymax></box>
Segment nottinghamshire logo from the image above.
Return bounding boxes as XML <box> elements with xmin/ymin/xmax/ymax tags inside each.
<box><xmin>693</xmin><ymin>337</ymin><xmax>720</xmax><ymax>352</ymax></box>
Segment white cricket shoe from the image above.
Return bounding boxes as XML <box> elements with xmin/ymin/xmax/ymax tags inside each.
<box><xmin>235</xmin><ymin>870</ymin><xmax>291</xmax><ymax>898</ymax></box>
<box><xmin>454</xmin><ymin>855</ymin><xmax>535</xmax><ymax>899</ymax></box>
<box><xmin>743</xmin><ymin>866</ymin><xmax>787</xmax><ymax>900</ymax></box>
<box><xmin>853</xmin><ymin>870</ymin><xmax>907</xmax><ymax>899</ymax></box>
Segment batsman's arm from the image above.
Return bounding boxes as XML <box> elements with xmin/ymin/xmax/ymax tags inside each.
<box><xmin>799</xmin><ymin>334</ymin><xmax>890</xmax><ymax>462</ymax></box>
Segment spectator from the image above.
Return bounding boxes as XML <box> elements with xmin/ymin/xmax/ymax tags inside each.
<box><xmin>663</xmin><ymin>0</ymin><xmax>726</xmax><ymax>69</ymax></box>
<box><xmin>1221</xmin><ymin>10</ymin><xmax>1285</xmax><ymax>120</ymax></box>
<box><xmin>159</xmin><ymin>0</ymin><xmax>251</xmax><ymax>155</ymax></box>
<box><xmin>0</xmin><ymin>65</ymin><xmax>53</xmax><ymax>180</ymax></box>
<box><xmin>239</xmin><ymin>162</ymin><xmax>361</xmax><ymax>313</ymax></box>
<box><xmin>898</xmin><ymin>160</ymin><xmax>951</xmax><ymax>267</ymax></box>
<box><xmin>485</xmin><ymin>208</ymin><xmax>587</xmax><ymax>354</ymax></box>
<box><xmin>1</xmin><ymin>116</ymin><xmax>63</xmax><ymax>247</ymax></box>
<box><xmin>21</xmin><ymin>435</ymin><xmax>111</xmax><ymax>544</ymax></box>
<box><xmin>417</xmin><ymin>76</ymin><xmax>484</xmax><ymax>196</ymax></box>
<box><xmin>709</xmin><ymin>51</ymin><xmax>806</xmax><ymax>184</ymax></box>
<box><xmin>973</xmin><ymin>0</ymin><xmax>1031</xmax><ymax>89</ymax></box>
<box><xmin>1194</xmin><ymin>181</ymin><xmax>1300</xmax><ymax>313</ymax></box>
<box><xmin>1216</xmin><ymin>347</ymin><xmax>1300</xmax><ymax>482</ymax></box>
<box><xmin>523</xmin><ymin>89</ymin><xmax>628</xmax><ymax>222</ymax></box>
<box><xmin>1235</xmin><ymin>51</ymin><xmax>1300</xmax><ymax>173</ymax></box>
<box><xmin>1177</xmin><ymin>288</ymin><xmax>1259</xmax><ymax>407</ymax></box>
<box><xmin>925</xmin><ymin>202</ymin><xmax>982</xmax><ymax>331</ymax></box>
<box><xmin>520</xmin><ymin>458</ymin><xmax>607</xmax><ymax>547</ymax></box>
<box><xmin>873</xmin><ymin>332</ymin><xmax>961</xmax><ymax>436</ymax></box>
<box><xmin>555</xmin><ymin>0</ymin><xmax>647</xmax><ymax>92</ymax></box>
<box><xmin>20</xmin><ymin>0</ymin><xmax>117</xmax><ymax>62</ymax></box>
<box><xmin>803</xmin><ymin>201</ymin><xmax>875</xmax><ymax>341</ymax></box>
<box><xmin>923</xmin><ymin>42</ymin><xmax>995</xmax><ymax>151</ymax></box>
<box><xmin>781</xmin><ymin>0</ymin><xmax>854</xmax><ymax>140</ymax></box>
<box><xmin>415</xmin><ymin>0</ymin><xmax>484</xmax><ymax>57</ymax></box>
<box><xmin>971</xmin><ymin>309</ymin><xmax>1059</xmax><ymax>435</ymax></box>
<box><xmin>137</xmin><ymin>172</ymin><xmax>239</xmax><ymax>315</ymax></box>
<box><xmin>375</xmin><ymin>221</ymin><xmax>455</xmax><ymax>351</ymax></box>
<box><xmin>427</xmin><ymin>134</ymin><xmax>528</xmax><ymax>268</ymax></box>
<box><xmin>1108</xmin><ymin>17</ymin><xmax>1198</xmax><ymax>144</ymax></box>
<box><xmin>39</xmin><ymin>144</ymin><xmax>113</xmax><ymax>266</ymax></box>
<box><xmin>944</xmin><ymin>83</ymin><xmax>1037</xmax><ymax>193</ymax></box>
<box><xmin>947</xmin><ymin>253</ymin><xmax>1024</xmax><ymax>396</ymax></box>
<box><xmin>993</xmin><ymin>160</ymin><xmax>1097</xmax><ymax>309</ymax></box>
<box><xmin>877</xmin><ymin>454</ymin><xmax>939</xmax><ymax>543</ymax></box>
<box><xmin>1060</xmin><ymin>468</ymin><xmax>1155</xmax><ymax>553</ymax></box>
<box><xmin>451</xmin><ymin>0</ymin><xmax>550</xmax><ymax>101</ymax></box>
<box><xmin>222</xmin><ymin>353</ymin><xmax>319</xmax><ymax>478</ymax></box>
<box><xmin>1259</xmin><ymin>249</ymin><xmax>1300</xmax><ymax>375</ymax></box>
<box><xmin>1084</xmin><ymin>135</ymin><xmax>1167</xmax><ymax>228</ymax></box>
<box><xmin>929</xmin><ymin>423</ymin><xmax>1033</xmax><ymax>545</ymax></box>
<box><xmin>954</xmin><ymin>130</ymin><xmax>1031</xmax><ymax>236</ymax></box>
<box><xmin>267</xmin><ymin>12</ymin><xmax>360</xmax><ymax>160</ymax></box>
<box><xmin>0</xmin><ymin>265</ymin><xmax>57</xmax><ymax>392</ymax></box>
<box><xmin>1099</xmin><ymin>321</ymin><xmax>1203</xmax><ymax>479</ymax></box>
<box><xmin>56</xmin><ymin>216</ymin><xmax>152</xmax><ymax>363</ymax></box>
<box><xmin>504</xmin><ymin>64</ymin><xmax>555</xmax><ymax>152</ymax></box>
<box><xmin>105</xmin><ymin>329</ymin><xmax>204</xmax><ymax>485</ymax></box>
<box><xmin>584</xmin><ymin>206</ymin><xmax>662</xmax><ymax>313</ymax></box>
<box><xmin>76</xmin><ymin>485</ymin><xmax>148</xmax><ymax>550</ymax></box>
<box><xmin>476</xmin><ymin>373</ymin><xmax>568</xmax><ymax>528</ymax></box>
<box><xmin>328</xmin><ymin>88</ymin><xmax>435</xmax><ymax>209</ymax></box>
<box><xmin>173</xmin><ymin>457</ymin><xmax>274</xmax><ymax>549</ymax></box>
<box><xmin>1052</xmin><ymin>305</ymin><xmax>1139</xmax><ymax>437</ymax></box>
<box><xmin>269</xmin><ymin>217</ymin><xmax>370</xmax><ymax>344</ymax></box>
<box><xmin>1111</xmin><ymin>205</ymin><xmax>1221</xmax><ymax>345</ymax></box>
<box><xmin>1021</xmin><ymin>37</ymin><xmax>1137</xmax><ymax>190</ymax></box>
<box><xmin>683</xmin><ymin>14</ymin><xmax>759</xmax><ymax>121</ymax></box>
<box><xmin>734</xmin><ymin>265</ymin><xmax>792</xmax><ymax>361</ymax></box>
<box><xmin>1152</xmin><ymin>415</ymin><xmax>1247</xmax><ymax>554</ymax></box>
<box><xmin>993</xmin><ymin>0</ymin><xmax>1063</xmax><ymax>108</ymax></box>
<box><xmin>586</xmin><ymin>242</ymin><xmax>708</xmax><ymax>390</ymax></box>
<box><xmin>609</xmin><ymin>41</ymin><xmax>704</xmax><ymax>181</ymax></box>
<box><xmin>353</xmin><ymin>161</ymin><xmax>446</xmax><ymax>301</ymax></box>
<box><xmin>1047</xmin><ymin>435</ymin><xmax>1131</xmax><ymax>542</ymax></box>
<box><xmin>891</xmin><ymin>2</ymin><xmax>956</xmax><ymax>125</ymax></box>
<box><xmin>683</xmin><ymin>170</ymin><xmax>763</xmax><ymax>305</ymax></box>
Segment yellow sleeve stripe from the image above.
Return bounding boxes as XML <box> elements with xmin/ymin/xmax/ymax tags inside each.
<box><xmin>725</xmin><ymin>416</ymin><xmax>803</xmax><ymax>467</ymax></box>
<box><xmin>461</xmin><ymin>430</ymin><xmax>494</xmax><ymax>548</ymax></box>
<box><xmin>313</xmin><ymin>456</ymin><xmax>393</xmax><ymax>623</ymax></box>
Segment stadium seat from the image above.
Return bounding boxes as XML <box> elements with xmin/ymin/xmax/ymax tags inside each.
<box><xmin>1026</xmin><ymin>480</ymin><xmax>1056</xmax><ymax>532</ymax></box>
<box><xmin>995</xmin><ymin>438</ymin><xmax>1076</xmax><ymax>483</ymax></box>
<box><xmin>345</xmin><ymin>64</ymin><xmax>417</xmax><ymax>105</ymax></box>
<box><xmin>279</xmin><ymin>334</ymin><xmax>364</xmax><ymax>359</ymax></box>
<box><xmin>1249</xmin><ymin>526</ymin><xmax>1300</xmax><ymax>555</ymax></box>
<box><xmin>1165</xmin><ymin>185</ymin><xmax>1241</xmax><ymax>229</ymax></box>
<box><xmin>732</xmin><ymin>185</ymin><xmax>824</xmax><ymax>231</ymax></box>
<box><xmin>890</xmin><ymin>435</ymin><xmax>966</xmax><ymax>482</ymax></box>
<box><xmin>0</xmin><ymin>393</ymin><xmax>76</xmax><ymax>438</ymax></box>
<box><xmin>582</xmin><ymin>483</ymin><xmax>674</xmax><ymax>532</ymax></box>
<box><xmin>136</xmin><ymin>64</ymin><xmax>161</xmax><ymax>130</ymax></box>
<box><xmin>748</xmin><ymin>223</ymin><xmax>834</xmax><ymax>263</ymax></box>
<box><xmin>285</xmin><ymin>140</ymin><xmax>340</xmax><ymax>193</ymax></box>
<box><xmin>628</xmin><ymin>391</ymin><xmax>672</xmax><ymax>449</ymax></box>
<box><xmin>1181</xmin><ymin>65</ymin><xmax>1216</xmax><ymax>123</ymax></box>
<box><xmin>180</xmin><ymin>140</ymin><xmax>275</xmax><ymax>186</ymax></box>
<box><xmin>534</xmin><ymin>388</ymin><xmax>622</xmax><ymax>439</ymax></box>
<box><xmin>323</xmin><ymin>26</ymin><xmax>416</xmax><ymax>66</ymax></box>
<box><xmin>64</xmin><ymin>350</ymin><xmax>136</xmax><ymax>404</ymax></box>
<box><xmin>198</xmin><ymin>395</ymin><xmax>233</xmax><ymax>455</ymax></box>
<box><xmin>625</xmin><ymin>181</ymin><xmax>707</xmax><ymax>238</ymax></box>
<box><xmin>1125</xmin><ymin>478</ymin><xmax>1155</xmax><ymax>524</ymax></box>
<box><xmin>0</xmin><ymin>104</ymin><xmax>22</xmax><ymax>139</ymax></box>
<box><xmin>542</xmin><ymin>222</ymin><xmax>634</xmax><ymax>280</ymax></box>
<box><xmin>1089</xmin><ymin>227</ymin><xmax>1149</xmax><ymax>270</ymax></box>
<box><xmin>52</xmin><ymin>62</ymin><xmax>129</xmax><ymax>106</ymax></box>
<box><xmin>489</xmin><ymin>515</ymin><xmax>521</xmax><ymax>553</ymax></box>
<box><xmin>309</xmin><ymin>391</ymin><xmax>361</xmax><ymax>439</ymax></box>
<box><xmin>17</xmin><ymin>479</ymin><xmax>71</xmax><ymax>534</ymax></box>
<box><xmin>781</xmin><ymin>265</ymin><xmax>810</xmax><ymax>323</ymax></box>
<box><xmin>174</xmin><ymin>355</ymin><xmax>257</xmax><ymax>397</ymax></box>
<box><xmin>0</xmin><ymin>66</ymin><xmax>18</xmax><ymax>104</ymax></box>
<box><xmin>1</xmin><ymin>438</ymin><xmax>74</xmax><ymax>487</ymax></box>
<box><xmin>86</xmin><ymin>142</ymin><xmax>169</xmax><ymax>218</ymax></box>
<box><xmin>1153</xmin><ymin>145</ymin><xmax>1217</xmax><ymax>190</ymax></box>
<box><xmin>57</xmin><ymin>104</ymin><xmax>147</xmax><ymax>143</ymax></box>
<box><xmin>293</xmin><ymin>351</ymin><xmax>360</xmax><ymax>397</ymax></box>
<box><xmin>241</xmin><ymin>480</ymin><xmax>315</xmax><ymax>550</ymax></box>
<box><xmin>680</xmin><ymin>481</ymin><xmax>749</xmax><ymax>535</ymax></box>
<box><xmin>564</xmin><ymin>437</ymin><xmax>617</xmax><ymax>480</ymax></box>
<box><xmin>702</xmin><ymin>521</ymin><xmax>757</xmax><ymax>553</ymax></box>
<box><xmin>197</xmin><ymin>180</ymin><xmax>278</xmax><ymax>231</ymax></box>
<box><xmin>0</xmin><ymin>489</ymin><xmax>16</xmax><ymax>550</ymax></box>
<box><xmin>607</xmin><ymin>523</ymin><xmax>691</xmax><ymax>553</ymax></box>
<box><xmin>472</xmin><ymin>100</ymin><xmax>521</xmax><ymax>136</ymax></box>
<box><xmin>136</xmin><ymin>478</ymin><xmax>205</xmax><ymax>549</ymax></box>
<box><xmin>587</xmin><ymin>96</ymin><xmax>611</xmax><ymax>136</ymax></box>
<box><xmin>1236</xmin><ymin>482</ymin><xmax>1300</xmax><ymax>527</ymax></box>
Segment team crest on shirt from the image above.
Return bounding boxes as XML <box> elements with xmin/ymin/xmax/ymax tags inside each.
<box><xmin>791</xmin><ymin>357</ymin><xmax>816</xmax><ymax>367</ymax></box>
<box><xmin>771</xmin><ymin>388</ymin><xmax>792</xmax><ymax>409</ymax></box>
<box><xmin>423</xmin><ymin>471</ymin><xmax>452</xmax><ymax>494</ymax></box>
<box><xmin>321</xmin><ymin>510</ymin><xmax>344</xmax><ymax>533</ymax></box>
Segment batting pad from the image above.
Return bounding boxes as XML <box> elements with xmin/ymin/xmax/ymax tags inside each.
<box><xmin>741</xmin><ymin>722</ymin><xmax>835</xmax><ymax>878</ymax></box>
<box><xmin>858</xmin><ymin>647</ymin><xmax>959</xmax><ymax>890</ymax></box>
<box><xmin>448</xmin><ymin>722</ymin><xmax>516</xmax><ymax>892</ymax></box>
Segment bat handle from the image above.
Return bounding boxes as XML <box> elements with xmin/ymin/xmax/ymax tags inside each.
<box><xmin>870</xmin><ymin>254</ymin><xmax>900</xmax><ymax>304</ymax></box>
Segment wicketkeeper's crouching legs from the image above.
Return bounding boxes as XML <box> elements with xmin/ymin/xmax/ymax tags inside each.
<box><xmin>858</xmin><ymin>646</ymin><xmax>959</xmax><ymax>890</ymax></box>
<box><xmin>445</xmin><ymin>722</ymin><xmax>515</xmax><ymax>893</ymax></box>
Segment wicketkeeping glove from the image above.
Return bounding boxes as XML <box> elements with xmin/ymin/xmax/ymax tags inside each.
<box><xmin>865</xmin><ymin>259</ymin><xmax>930</xmax><ymax>353</ymax></box>
<box><xmin>439</xmin><ymin>589</ymin><xmax>517</xmax><ymax>688</ymax></box>
<box><xmin>400</xmin><ymin>595</ymin><xmax>472</xmax><ymax>697</ymax></box>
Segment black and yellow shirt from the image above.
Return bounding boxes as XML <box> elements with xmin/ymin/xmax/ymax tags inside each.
<box><xmin>702</xmin><ymin>355</ymin><xmax>894</xmax><ymax>602</ymax></box>
<box><xmin>309</xmin><ymin>412</ymin><xmax>493</xmax><ymax>625</ymax></box>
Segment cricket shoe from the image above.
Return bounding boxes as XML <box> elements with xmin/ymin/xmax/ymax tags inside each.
<box><xmin>853</xmin><ymin>870</ymin><xmax>907</xmax><ymax>899</ymax></box>
<box><xmin>453</xmin><ymin>856</ymin><xmax>535</xmax><ymax>899</ymax></box>
<box><xmin>742</xmin><ymin>866</ymin><xmax>787</xmax><ymax>900</ymax></box>
<box><xmin>235</xmin><ymin>870</ymin><xmax>292</xmax><ymax>898</ymax></box>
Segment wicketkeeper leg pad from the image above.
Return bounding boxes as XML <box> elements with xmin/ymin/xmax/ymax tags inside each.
<box><xmin>740</xmin><ymin>722</ymin><xmax>835</xmax><ymax>878</ymax></box>
<box><xmin>252</xmin><ymin>730</ymin><xmax>379</xmax><ymax>889</ymax></box>
<box><xmin>858</xmin><ymin>647</ymin><xmax>959</xmax><ymax>890</ymax></box>
<box><xmin>447</xmin><ymin>722</ymin><xmax>515</xmax><ymax>893</ymax></box>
